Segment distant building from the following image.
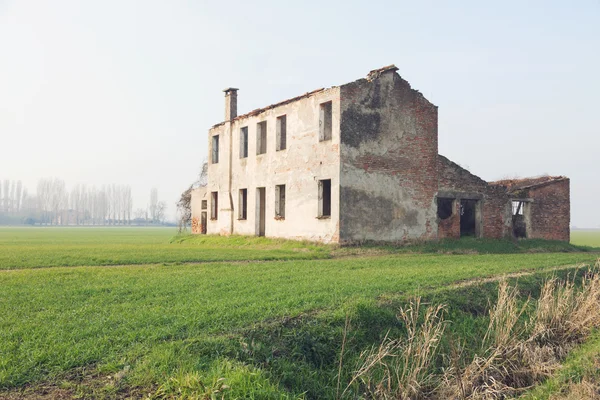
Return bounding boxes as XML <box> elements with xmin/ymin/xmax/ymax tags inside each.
<box><xmin>191</xmin><ymin>65</ymin><xmax>570</xmax><ymax>243</ymax></box>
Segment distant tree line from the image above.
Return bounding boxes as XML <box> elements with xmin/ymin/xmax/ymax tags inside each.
<box><xmin>0</xmin><ymin>178</ymin><xmax>167</xmax><ymax>226</ymax></box>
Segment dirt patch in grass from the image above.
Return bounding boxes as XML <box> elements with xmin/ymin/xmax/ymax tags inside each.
<box><xmin>0</xmin><ymin>367</ymin><xmax>146</xmax><ymax>400</ymax></box>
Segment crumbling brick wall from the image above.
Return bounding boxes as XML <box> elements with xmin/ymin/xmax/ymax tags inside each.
<box><xmin>339</xmin><ymin>68</ymin><xmax>439</xmax><ymax>243</ymax></box>
<box><xmin>437</xmin><ymin>156</ymin><xmax>512</xmax><ymax>239</ymax></box>
<box><xmin>522</xmin><ymin>180</ymin><xmax>570</xmax><ymax>241</ymax></box>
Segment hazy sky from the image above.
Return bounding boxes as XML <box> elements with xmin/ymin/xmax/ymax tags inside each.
<box><xmin>1</xmin><ymin>0</ymin><xmax>598</xmax><ymax>226</ymax></box>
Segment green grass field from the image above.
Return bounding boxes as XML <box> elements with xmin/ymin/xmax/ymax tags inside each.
<box><xmin>0</xmin><ymin>227</ymin><xmax>599</xmax><ymax>398</ymax></box>
<box><xmin>0</xmin><ymin>227</ymin><xmax>330</xmax><ymax>270</ymax></box>
<box><xmin>571</xmin><ymin>229</ymin><xmax>600</xmax><ymax>247</ymax></box>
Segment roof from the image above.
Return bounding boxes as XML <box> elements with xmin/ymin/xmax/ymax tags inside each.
<box><xmin>212</xmin><ymin>64</ymin><xmax>401</xmax><ymax>129</ymax></box>
<box><xmin>490</xmin><ymin>176</ymin><xmax>568</xmax><ymax>192</ymax></box>
<box><xmin>212</xmin><ymin>88</ymin><xmax>326</xmax><ymax>128</ymax></box>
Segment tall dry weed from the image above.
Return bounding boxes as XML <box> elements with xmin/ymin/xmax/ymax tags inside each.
<box><xmin>345</xmin><ymin>298</ymin><xmax>446</xmax><ymax>399</ymax></box>
<box><xmin>438</xmin><ymin>266</ymin><xmax>600</xmax><ymax>400</ymax></box>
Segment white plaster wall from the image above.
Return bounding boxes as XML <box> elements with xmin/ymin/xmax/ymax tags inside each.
<box><xmin>190</xmin><ymin>187</ymin><xmax>206</xmax><ymax>220</ymax></box>
<box><xmin>207</xmin><ymin>88</ymin><xmax>341</xmax><ymax>243</ymax></box>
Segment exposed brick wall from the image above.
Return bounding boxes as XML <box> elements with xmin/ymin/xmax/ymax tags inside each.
<box><xmin>339</xmin><ymin>71</ymin><xmax>439</xmax><ymax>242</ymax></box>
<box><xmin>526</xmin><ymin>180</ymin><xmax>570</xmax><ymax>241</ymax></box>
<box><xmin>437</xmin><ymin>200</ymin><xmax>461</xmax><ymax>239</ymax></box>
<box><xmin>437</xmin><ymin>155</ymin><xmax>512</xmax><ymax>239</ymax></box>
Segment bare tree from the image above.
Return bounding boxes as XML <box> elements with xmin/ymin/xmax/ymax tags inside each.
<box><xmin>156</xmin><ymin>201</ymin><xmax>166</xmax><ymax>224</ymax></box>
<box><xmin>149</xmin><ymin>188</ymin><xmax>158</xmax><ymax>223</ymax></box>
<box><xmin>15</xmin><ymin>181</ymin><xmax>22</xmax><ymax>212</ymax></box>
<box><xmin>3</xmin><ymin>180</ymin><xmax>9</xmax><ymax>212</ymax></box>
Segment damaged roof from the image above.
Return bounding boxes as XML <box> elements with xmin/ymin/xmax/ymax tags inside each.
<box><xmin>212</xmin><ymin>88</ymin><xmax>326</xmax><ymax>129</ymax></box>
<box><xmin>490</xmin><ymin>176</ymin><xmax>569</xmax><ymax>192</ymax></box>
<box><xmin>212</xmin><ymin>64</ymin><xmax>403</xmax><ymax>129</ymax></box>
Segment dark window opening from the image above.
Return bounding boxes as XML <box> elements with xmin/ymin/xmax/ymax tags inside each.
<box><xmin>319</xmin><ymin>101</ymin><xmax>332</xmax><ymax>141</ymax></box>
<box><xmin>437</xmin><ymin>198</ymin><xmax>454</xmax><ymax>220</ymax></box>
<box><xmin>211</xmin><ymin>192</ymin><xmax>218</xmax><ymax>220</ymax></box>
<box><xmin>276</xmin><ymin>115</ymin><xmax>287</xmax><ymax>151</ymax></box>
<box><xmin>318</xmin><ymin>179</ymin><xmax>331</xmax><ymax>217</ymax></box>
<box><xmin>211</xmin><ymin>135</ymin><xmax>219</xmax><ymax>164</ymax></box>
<box><xmin>275</xmin><ymin>184</ymin><xmax>285</xmax><ymax>218</ymax></box>
<box><xmin>240</xmin><ymin>127</ymin><xmax>248</xmax><ymax>158</ymax></box>
<box><xmin>257</xmin><ymin>121</ymin><xmax>267</xmax><ymax>155</ymax></box>
<box><xmin>239</xmin><ymin>189</ymin><xmax>247</xmax><ymax>220</ymax></box>
<box><xmin>201</xmin><ymin>200</ymin><xmax>207</xmax><ymax>210</ymax></box>
<box><xmin>460</xmin><ymin>199</ymin><xmax>477</xmax><ymax>237</ymax></box>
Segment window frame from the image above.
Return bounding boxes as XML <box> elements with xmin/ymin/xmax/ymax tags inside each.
<box><xmin>239</xmin><ymin>188</ymin><xmax>248</xmax><ymax>220</ymax></box>
<box><xmin>211</xmin><ymin>135</ymin><xmax>220</xmax><ymax>164</ymax></box>
<box><xmin>276</xmin><ymin>115</ymin><xmax>287</xmax><ymax>151</ymax></box>
<box><xmin>256</xmin><ymin>121</ymin><xmax>267</xmax><ymax>155</ymax></box>
<box><xmin>239</xmin><ymin>127</ymin><xmax>248</xmax><ymax>158</ymax></box>
<box><xmin>275</xmin><ymin>184</ymin><xmax>286</xmax><ymax>219</ymax></box>
<box><xmin>318</xmin><ymin>179</ymin><xmax>332</xmax><ymax>218</ymax></box>
<box><xmin>319</xmin><ymin>101</ymin><xmax>333</xmax><ymax>142</ymax></box>
<box><xmin>210</xmin><ymin>191</ymin><xmax>218</xmax><ymax>220</ymax></box>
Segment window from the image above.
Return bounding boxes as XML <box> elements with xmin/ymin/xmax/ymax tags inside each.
<box><xmin>239</xmin><ymin>189</ymin><xmax>247</xmax><ymax>220</ymax></box>
<box><xmin>240</xmin><ymin>127</ymin><xmax>248</xmax><ymax>158</ymax></box>
<box><xmin>512</xmin><ymin>201</ymin><xmax>524</xmax><ymax>215</ymax></box>
<box><xmin>211</xmin><ymin>135</ymin><xmax>219</xmax><ymax>164</ymax></box>
<box><xmin>437</xmin><ymin>198</ymin><xmax>454</xmax><ymax>220</ymax></box>
<box><xmin>211</xmin><ymin>192</ymin><xmax>218</xmax><ymax>220</ymax></box>
<box><xmin>318</xmin><ymin>179</ymin><xmax>331</xmax><ymax>217</ymax></box>
<box><xmin>276</xmin><ymin>115</ymin><xmax>287</xmax><ymax>151</ymax></box>
<box><xmin>319</xmin><ymin>101</ymin><xmax>332</xmax><ymax>141</ymax></box>
<box><xmin>275</xmin><ymin>184</ymin><xmax>285</xmax><ymax>219</ymax></box>
<box><xmin>257</xmin><ymin>121</ymin><xmax>267</xmax><ymax>155</ymax></box>
<box><xmin>201</xmin><ymin>200</ymin><xmax>207</xmax><ymax>210</ymax></box>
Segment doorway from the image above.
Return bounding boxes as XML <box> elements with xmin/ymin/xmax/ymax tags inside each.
<box><xmin>201</xmin><ymin>212</ymin><xmax>207</xmax><ymax>234</ymax></box>
<box><xmin>460</xmin><ymin>199</ymin><xmax>480</xmax><ymax>237</ymax></box>
<box><xmin>256</xmin><ymin>187</ymin><xmax>266</xmax><ymax>236</ymax></box>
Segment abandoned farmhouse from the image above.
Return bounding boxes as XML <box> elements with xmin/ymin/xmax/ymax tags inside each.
<box><xmin>191</xmin><ymin>65</ymin><xmax>570</xmax><ymax>244</ymax></box>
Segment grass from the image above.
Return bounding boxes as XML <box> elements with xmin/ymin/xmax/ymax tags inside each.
<box><xmin>0</xmin><ymin>227</ymin><xmax>599</xmax><ymax>398</ymax></box>
<box><xmin>519</xmin><ymin>330</ymin><xmax>600</xmax><ymax>400</ymax></box>
<box><xmin>571</xmin><ymin>229</ymin><xmax>600</xmax><ymax>248</ymax></box>
<box><xmin>0</xmin><ymin>227</ymin><xmax>330</xmax><ymax>270</ymax></box>
<box><xmin>1</xmin><ymin>227</ymin><xmax>596</xmax><ymax>270</ymax></box>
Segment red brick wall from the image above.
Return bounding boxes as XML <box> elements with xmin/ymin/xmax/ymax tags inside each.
<box><xmin>527</xmin><ymin>180</ymin><xmax>570</xmax><ymax>241</ymax></box>
<box><xmin>437</xmin><ymin>155</ymin><xmax>511</xmax><ymax>239</ymax></box>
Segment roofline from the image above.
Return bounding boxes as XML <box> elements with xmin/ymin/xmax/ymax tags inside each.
<box><xmin>211</xmin><ymin>88</ymin><xmax>328</xmax><ymax>129</ymax></box>
<box><xmin>490</xmin><ymin>176</ymin><xmax>569</xmax><ymax>192</ymax></box>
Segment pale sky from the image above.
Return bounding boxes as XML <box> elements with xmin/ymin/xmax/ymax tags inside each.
<box><xmin>1</xmin><ymin>0</ymin><xmax>598</xmax><ymax>227</ymax></box>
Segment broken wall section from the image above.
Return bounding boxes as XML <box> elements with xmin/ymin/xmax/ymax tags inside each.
<box><xmin>437</xmin><ymin>155</ymin><xmax>512</xmax><ymax>239</ymax></box>
<box><xmin>497</xmin><ymin>178</ymin><xmax>570</xmax><ymax>242</ymax></box>
<box><xmin>339</xmin><ymin>67</ymin><xmax>439</xmax><ymax>243</ymax></box>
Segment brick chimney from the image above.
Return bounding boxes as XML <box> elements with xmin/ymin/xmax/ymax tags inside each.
<box><xmin>223</xmin><ymin>88</ymin><xmax>238</xmax><ymax>121</ymax></box>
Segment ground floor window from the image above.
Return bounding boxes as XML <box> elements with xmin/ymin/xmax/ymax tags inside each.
<box><xmin>211</xmin><ymin>192</ymin><xmax>218</xmax><ymax>220</ymax></box>
<box><xmin>275</xmin><ymin>185</ymin><xmax>286</xmax><ymax>219</ymax></box>
<box><xmin>318</xmin><ymin>179</ymin><xmax>331</xmax><ymax>218</ymax></box>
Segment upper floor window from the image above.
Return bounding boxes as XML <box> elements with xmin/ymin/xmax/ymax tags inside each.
<box><xmin>319</xmin><ymin>101</ymin><xmax>332</xmax><ymax>142</ymax></box>
<box><xmin>211</xmin><ymin>135</ymin><xmax>219</xmax><ymax>164</ymax></box>
<box><xmin>257</xmin><ymin>121</ymin><xmax>267</xmax><ymax>155</ymax></box>
<box><xmin>240</xmin><ymin>127</ymin><xmax>248</xmax><ymax>158</ymax></box>
<box><xmin>276</xmin><ymin>115</ymin><xmax>287</xmax><ymax>151</ymax></box>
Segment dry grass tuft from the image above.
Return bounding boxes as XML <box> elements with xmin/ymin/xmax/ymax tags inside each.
<box><xmin>345</xmin><ymin>298</ymin><xmax>446</xmax><ymax>399</ymax></box>
<box><xmin>438</xmin><ymin>267</ymin><xmax>600</xmax><ymax>400</ymax></box>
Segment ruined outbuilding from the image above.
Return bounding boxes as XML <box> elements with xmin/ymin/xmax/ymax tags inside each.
<box><xmin>191</xmin><ymin>65</ymin><xmax>570</xmax><ymax>243</ymax></box>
